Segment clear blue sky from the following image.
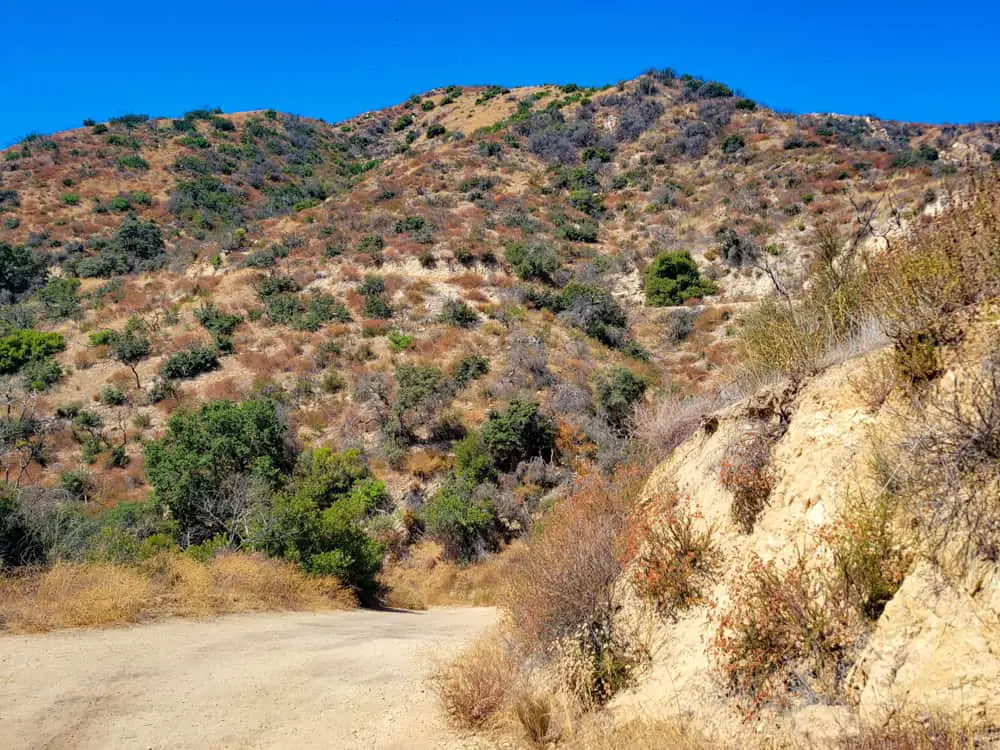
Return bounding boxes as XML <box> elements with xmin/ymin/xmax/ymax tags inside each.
<box><xmin>5</xmin><ymin>0</ymin><xmax>999</xmax><ymax>146</ymax></box>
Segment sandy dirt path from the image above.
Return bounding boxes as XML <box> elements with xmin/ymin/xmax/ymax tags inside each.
<box><xmin>0</xmin><ymin>607</ymin><xmax>498</xmax><ymax>750</ymax></box>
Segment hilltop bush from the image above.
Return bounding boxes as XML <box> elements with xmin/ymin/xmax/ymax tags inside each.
<box><xmin>160</xmin><ymin>344</ymin><xmax>219</xmax><ymax>380</ymax></box>
<box><xmin>481</xmin><ymin>400</ymin><xmax>555</xmax><ymax>472</ymax></box>
<box><xmin>644</xmin><ymin>251</ymin><xmax>717</xmax><ymax>306</ymax></box>
<box><xmin>0</xmin><ymin>330</ymin><xmax>65</xmax><ymax>374</ymax></box>
<box><xmin>505</xmin><ymin>242</ymin><xmax>561</xmax><ymax>283</ymax></box>
<box><xmin>0</xmin><ymin>242</ymin><xmax>46</xmax><ymax>299</ymax></box>
<box><xmin>595</xmin><ymin>366</ymin><xmax>646</xmax><ymax>430</ymax></box>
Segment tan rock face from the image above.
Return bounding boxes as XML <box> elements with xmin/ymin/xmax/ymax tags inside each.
<box><xmin>848</xmin><ymin>561</ymin><xmax>1000</xmax><ymax>727</ymax></box>
<box><xmin>626</xmin><ymin>350</ymin><xmax>1000</xmax><ymax>743</ymax></box>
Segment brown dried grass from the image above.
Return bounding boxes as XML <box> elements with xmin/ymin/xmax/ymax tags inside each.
<box><xmin>0</xmin><ymin>552</ymin><xmax>354</xmax><ymax>633</ymax></box>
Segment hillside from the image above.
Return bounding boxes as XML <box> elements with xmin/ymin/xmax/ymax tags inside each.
<box><xmin>1</xmin><ymin>69</ymin><xmax>999</xmax><ymax>602</ymax></box>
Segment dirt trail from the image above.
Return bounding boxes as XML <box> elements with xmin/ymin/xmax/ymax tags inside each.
<box><xmin>0</xmin><ymin>607</ymin><xmax>497</xmax><ymax>750</ymax></box>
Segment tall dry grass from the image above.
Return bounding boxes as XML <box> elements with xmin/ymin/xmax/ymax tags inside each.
<box><xmin>0</xmin><ymin>552</ymin><xmax>354</xmax><ymax>632</ymax></box>
<box><xmin>382</xmin><ymin>540</ymin><xmax>513</xmax><ymax>610</ymax></box>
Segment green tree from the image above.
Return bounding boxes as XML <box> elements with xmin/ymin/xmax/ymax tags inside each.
<box><xmin>108</xmin><ymin>318</ymin><xmax>151</xmax><ymax>388</ymax></box>
<box><xmin>145</xmin><ymin>399</ymin><xmax>293</xmax><ymax>544</ymax></box>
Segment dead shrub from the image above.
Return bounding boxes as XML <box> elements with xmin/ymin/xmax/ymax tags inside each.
<box><xmin>713</xmin><ymin>553</ymin><xmax>862</xmax><ymax>714</ymax></box>
<box><xmin>503</xmin><ymin>465</ymin><xmax>649</xmax><ymax>705</ymax></box>
<box><xmin>844</xmin><ymin>720</ymin><xmax>983</xmax><ymax>750</ymax></box>
<box><xmin>891</xmin><ymin>355</ymin><xmax>1000</xmax><ymax>567</ymax></box>
<box><xmin>625</xmin><ymin>502</ymin><xmax>722</xmax><ymax>618</ymax></box>
<box><xmin>631</xmin><ymin>393</ymin><xmax>717</xmax><ymax>462</ymax></box>
<box><xmin>720</xmin><ymin>429</ymin><xmax>776</xmax><ymax>533</ymax></box>
<box><xmin>435</xmin><ymin>630</ymin><xmax>517</xmax><ymax>729</ymax></box>
<box><xmin>514</xmin><ymin>691</ymin><xmax>560</xmax><ymax>745</ymax></box>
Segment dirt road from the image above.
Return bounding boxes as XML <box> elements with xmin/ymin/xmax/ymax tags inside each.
<box><xmin>0</xmin><ymin>607</ymin><xmax>497</xmax><ymax>750</ymax></box>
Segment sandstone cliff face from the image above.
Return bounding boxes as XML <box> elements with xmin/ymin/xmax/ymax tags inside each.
<box><xmin>618</xmin><ymin>350</ymin><xmax>1000</xmax><ymax>745</ymax></box>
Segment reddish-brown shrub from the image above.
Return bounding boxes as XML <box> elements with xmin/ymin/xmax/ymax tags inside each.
<box><xmin>713</xmin><ymin>554</ymin><xmax>860</xmax><ymax>714</ymax></box>
<box><xmin>625</xmin><ymin>502</ymin><xmax>721</xmax><ymax>618</ymax></box>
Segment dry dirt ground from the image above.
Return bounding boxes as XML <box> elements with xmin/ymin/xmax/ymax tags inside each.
<box><xmin>0</xmin><ymin>606</ymin><xmax>497</xmax><ymax>750</ymax></box>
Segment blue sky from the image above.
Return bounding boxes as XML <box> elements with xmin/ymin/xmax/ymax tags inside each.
<box><xmin>5</xmin><ymin>0</ymin><xmax>999</xmax><ymax>146</ymax></box>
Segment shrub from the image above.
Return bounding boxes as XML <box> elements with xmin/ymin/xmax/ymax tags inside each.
<box><xmin>720</xmin><ymin>430</ymin><xmax>775</xmax><ymax>533</ymax></box>
<box><xmin>832</xmin><ymin>490</ymin><xmax>911</xmax><ymax>620</ymax></box>
<box><xmin>100</xmin><ymin>385</ymin><xmax>127</xmax><ymax>406</ymax></box>
<box><xmin>39</xmin><ymin>277</ymin><xmax>81</xmax><ymax>319</ymax></box>
<box><xmin>627</xmin><ymin>504</ymin><xmax>721</xmax><ymax>617</ymax></box>
<box><xmin>107</xmin><ymin>320</ymin><xmax>151</xmax><ymax>387</ymax></box>
<box><xmin>453</xmin><ymin>355</ymin><xmax>489</xmax><ymax>386</ymax></box>
<box><xmin>595</xmin><ymin>366</ymin><xmax>647</xmax><ymax>429</ymax></box>
<box><xmin>644</xmin><ymin>251</ymin><xmax>717</xmax><ymax>306</ymax></box>
<box><xmin>117</xmin><ymin>154</ymin><xmax>149</xmax><ymax>171</ymax></box>
<box><xmin>194</xmin><ymin>302</ymin><xmax>242</xmax><ymax>337</ymax></box>
<box><xmin>505</xmin><ymin>466</ymin><xmax>649</xmax><ymax>704</ymax></box>
<box><xmin>480</xmin><ymin>400</ymin><xmax>555</xmax><ymax>472</ymax></box>
<box><xmin>258</xmin><ymin>447</ymin><xmax>384</xmax><ymax>598</ymax></box>
<box><xmin>60</xmin><ymin>193</ymin><xmax>80</xmax><ymax>206</ymax></box>
<box><xmin>715</xmin><ymin>227</ymin><xmax>758</xmax><ymax>268</ymax></box>
<box><xmin>0</xmin><ymin>242</ymin><xmax>46</xmax><ymax>298</ymax></box>
<box><xmin>435</xmin><ymin>632</ymin><xmax>515</xmax><ymax>729</ymax></box>
<box><xmin>0</xmin><ymin>330</ymin><xmax>65</xmax><ymax>374</ymax></box>
<box><xmin>505</xmin><ymin>242</ymin><xmax>560</xmax><ymax>282</ymax></box>
<box><xmin>393</xmin><ymin>114</ymin><xmax>414</xmax><ymax>131</ymax></box>
<box><xmin>438</xmin><ymin>298</ymin><xmax>479</xmax><ymax>327</ymax></box>
<box><xmin>714</xmin><ymin>554</ymin><xmax>860</xmax><ymax>714</ymax></box>
<box><xmin>362</xmin><ymin>294</ymin><xmax>393</xmax><ymax>320</ymax></box>
<box><xmin>395</xmin><ymin>363</ymin><xmax>446</xmax><ymax>431</ymax></box>
<box><xmin>160</xmin><ymin>345</ymin><xmax>219</xmax><ymax>380</ymax></box>
<box><xmin>427</xmin><ymin>123</ymin><xmax>446</xmax><ymax>138</ymax></box>
<box><xmin>424</xmin><ymin>476</ymin><xmax>498</xmax><ymax>561</ymax></box>
<box><xmin>386</xmin><ymin>331</ymin><xmax>413</xmax><ymax>352</ymax></box>
<box><xmin>21</xmin><ymin>357</ymin><xmax>62</xmax><ymax>391</ymax></box>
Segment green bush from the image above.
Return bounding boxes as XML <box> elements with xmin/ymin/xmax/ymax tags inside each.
<box><xmin>21</xmin><ymin>357</ymin><xmax>62</xmax><ymax>391</ymax></box>
<box><xmin>596</xmin><ymin>367</ymin><xmax>647</xmax><ymax>429</ymax></box>
<box><xmin>427</xmin><ymin>123</ymin><xmax>447</xmax><ymax>139</ymax></box>
<box><xmin>194</xmin><ymin>302</ymin><xmax>242</xmax><ymax>337</ymax></box>
<box><xmin>438</xmin><ymin>298</ymin><xmax>479</xmax><ymax>327</ymax></box>
<box><xmin>424</xmin><ymin>475</ymin><xmax>498</xmax><ymax>561</ymax></box>
<box><xmin>0</xmin><ymin>242</ymin><xmax>46</xmax><ymax>298</ymax></box>
<box><xmin>256</xmin><ymin>447</ymin><xmax>384</xmax><ymax>598</ymax></box>
<box><xmin>393</xmin><ymin>114</ymin><xmax>414</xmax><ymax>131</ymax></box>
<box><xmin>0</xmin><ymin>330</ymin><xmax>65</xmax><ymax>374</ymax></box>
<box><xmin>362</xmin><ymin>294</ymin><xmax>393</xmax><ymax>320</ymax></box>
<box><xmin>39</xmin><ymin>277</ymin><xmax>81</xmax><ymax>319</ymax></box>
<box><xmin>481</xmin><ymin>400</ymin><xmax>556</xmax><ymax>472</ymax></box>
<box><xmin>505</xmin><ymin>242</ymin><xmax>561</xmax><ymax>282</ymax></box>
<box><xmin>100</xmin><ymin>385</ymin><xmax>127</xmax><ymax>406</ymax></box>
<box><xmin>160</xmin><ymin>345</ymin><xmax>219</xmax><ymax>380</ymax></box>
<box><xmin>117</xmin><ymin>154</ymin><xmax>149</xmax><ymax>171</ymax></box>
<box><xmin>644</xmin><ymin>251</ymin><xmax>717</xmax><ymax>306</ymax></box>
<box><xmin>453</xmin><ymin>355</ymin><xmax>489</xmax><ymax>386</ymax></box>
<box><xmin>61</xmin><ymin>193</ymin><xmax>80</xmax><ymax>206</ymax></box>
